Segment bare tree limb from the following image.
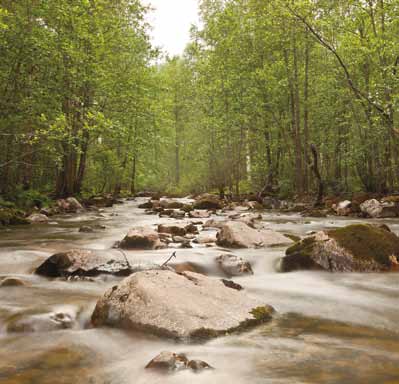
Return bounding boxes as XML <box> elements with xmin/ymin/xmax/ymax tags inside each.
<box><xmin>286</xmin><ymin>4</ymin><xmax>387</xmax><ymax>117</ymax></box>
<box><xmin>161</xmin><ymin>251</ymin><xmax>176</xmax><ymax>268</ymax></box>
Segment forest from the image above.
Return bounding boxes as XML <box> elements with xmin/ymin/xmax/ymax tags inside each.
<box><xmin>2</xmin><ymin>2</ymin><xmax>399</xmax><ymax>383</ymax></box>
<box><xmin>1</xmin><ymin>0</ymin><xmax>398</xmax><ymax>204</ymax></box>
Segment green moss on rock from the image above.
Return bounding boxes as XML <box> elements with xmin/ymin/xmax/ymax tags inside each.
<box><xmin>282</xmin><ymin>224</ymin><xmax>399</xmax><ymax>272</ymax></box>
<box><xmin>0</xmin><ymin>208</ymin><xmax>29</xmax><ymax>226</ymax></box>
<box><xmin>328</xmin><ymin>224</ymin><xmax>399</xmax><ymax>267</ymax></box>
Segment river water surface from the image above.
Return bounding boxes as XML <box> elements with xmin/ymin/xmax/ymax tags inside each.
<box><xmin>0</xmin><ymin>199</ymin><xmax>398</xmax><ymax>384</ymax></box>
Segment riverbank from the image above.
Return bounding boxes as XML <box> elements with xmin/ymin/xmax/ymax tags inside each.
<box><xmin>1</xmin><ymin>197</ymin><xmax>399</xmax><ymax>383</ymax></box>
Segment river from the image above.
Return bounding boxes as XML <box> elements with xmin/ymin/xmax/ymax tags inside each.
<box><xmin>0</xmin><ymin>198</ymin><xmax>398</xmax><ymax>383</ymax></box>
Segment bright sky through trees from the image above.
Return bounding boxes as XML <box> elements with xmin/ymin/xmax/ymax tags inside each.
<box><xmin>146</xmin><ymin>0</ymin><xmax>200</xmax><ymax>55</ymax></box>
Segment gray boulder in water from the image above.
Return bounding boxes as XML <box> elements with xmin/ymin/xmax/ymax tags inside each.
<box><xmin>216</xmin><ymin>221</ymin><xmax>292</xmax><ymax>248</ymax></box>
<box><xmin>216</xmin><ymin>254</ymin><xmax>253</xmax><ymax>277</ymax></box>
<box><xmin>119</xmin><ymin>226</ymin><xmax>164</xmax><ymax>250</ymax></box>
<box><xmin>91</xmin><ymin>270</ymin><xmax>274</xmax><ymax>340</ymax></box>
<box><xmin>281</xmin><ymin>224</ymin><xmax>399</xmax><ymax>272</ymax></box>
<box><xmin>35</xmin><ymin>249</ymin><xmax>163</xmax><ymax>278</ymax></box>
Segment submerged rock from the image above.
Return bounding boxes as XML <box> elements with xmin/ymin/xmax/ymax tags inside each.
<box><xmin>216</xmin><ymin>221</ymin><xmax>292</xmax><ymax>248</ymax></box>
<box><xmin>145</xmin><ymin>351</ymin><xmax>212</xmax><ymax>373</ymax></box>
<box><xmin>281</xmin><ymin>224</ymin><xmax>399</xmax><ymax>272</ymax></box>
<box><xmin>216</xmin><ymin>254</ymin><xmax>253</xmax><ymax>277</ymax></box>
<box><xmin>0</xmin><ymin>277</ymin><xmax>26</xmax><ymax>287</ymax></box>
<box><xmin>120</xmin><ymin>226</ymin><xmax>164</xmax><ymax>250</ymax></box>
<box><xmin>146</xmin><ymin>351</ymin><xmax>188</xmax><ymax>372</ymax></box>
<box><xmin>6</xmin><ymin>309</ymin><xmax>77</xmax><ymax>333</ymax></box>
<box><xmin>91</xmin><ymin>270</ymin><xmax>274</xmax><ymax>339</ymax></box>
<box><xmin>79</xmin><ymin>225</ymin><xmax>95</xmax><ymax>233</ymax></box>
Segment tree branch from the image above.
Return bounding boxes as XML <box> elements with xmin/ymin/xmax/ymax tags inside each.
<box><xmin>286</xmin><ymin>5</ymin><xmax>386</xmax><ymax>117</ymax></box>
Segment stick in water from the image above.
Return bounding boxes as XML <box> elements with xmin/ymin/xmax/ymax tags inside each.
<box><xmin>161</xmin><ymin>251</ymin><xmax>176</xmax><ymax>268</ymax></box>
<box><xmin>118</xmin><ymin>248</ymin><xmax>132</xmax><ymax>270</ymax></box>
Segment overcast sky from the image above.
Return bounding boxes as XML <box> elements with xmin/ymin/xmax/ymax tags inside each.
<box><xmin>146</xmin><ymin>0</ymin><xmax>200</xmax><ymax>56</ymax></box>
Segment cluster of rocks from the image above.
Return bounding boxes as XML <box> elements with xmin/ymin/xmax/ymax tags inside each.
<box><xmin>16</xmin><ymin>192</ymin><xmax>399</xmax><ymax>377</ymax></box>
<box><xmin>1</xmin><ymin>194</ymin><xmax>126</xmax><ymax>228</ymax></box>
<box><xmin>145</xmin><ymin>351</ymin><xmax>212</xmax><ymax>373</ymax></box>
<box><xmin>328</xmin><ymin>195</ymin><xmax>399</xmax><ymax>218</ymax></box>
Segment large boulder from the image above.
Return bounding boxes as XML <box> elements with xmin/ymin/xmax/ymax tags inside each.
<box><xmin>35</xmin><ymin>249</ymin><xmax>133</xmax><ymax>277</ymax></box>
<box><xmin>216</xmin><ymin>221</ymin><xmax>292</xmax><ymax>248</ymax></box>
<box><xmin>360</xmin><ymin>199</ymin><xmax>399</xmax><ymax>218</ymax></box>
<box><xmin>281</xmin><ymin>224</ymin><xmax>399</xmax><ymax>272</ymax></box>
<box><xmin>91</xmin><ymin>270</ymin><xmax>274</xmax><ymax>339</ymax></box>
<box><xmin>216</xmin><ymin>254</ymin><xmax>253</xmax><ymax>277</ymax></box>
<box><xmin>119</xmin><ymin>226</ymin><xmax>163</xmax><ymax>250</ymax></box>
<box><xmin>193</xmin><ymin>194</ymin><xmax>222</xmax><ymax>210</ymax></box>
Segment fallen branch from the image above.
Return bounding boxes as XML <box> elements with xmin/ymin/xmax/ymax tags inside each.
<box><xmin>162</xmin><ymin>251</ymin><xmax>176</xmax><ymax>268</ymax></box>
<box><xmin>118</xmin><ymin>248</ymin><xmax>132</xmax><ymax>270</ymax></box>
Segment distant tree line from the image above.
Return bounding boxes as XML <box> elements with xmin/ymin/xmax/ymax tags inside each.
<box><xmin>1</xmin><ymin>0</ymin><xmax>398</xmax><ymax>199</ymax></box>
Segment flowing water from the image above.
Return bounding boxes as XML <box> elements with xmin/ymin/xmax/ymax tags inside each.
<box><xmin>0</xmin><ymin>199</ymin><xmax>399</xmax><ymax>384</ymax></box>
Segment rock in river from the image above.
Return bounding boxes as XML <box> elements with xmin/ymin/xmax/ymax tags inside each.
<box><xmin>35</xmin><ymin>249</ymin><xmax>134</xmax><ymax>277</ymax></box>
<box><xmin>91</xmin><ymin>270</ymin><xmax>274</xmax><ymax>340</ymax></box>
<box><xmin>158</xmin><ymin>223</ymin><xmax>198</xmax><ymax>237</ymax></box>
<box><xmin>27</xmin><ymin>213</ymin><xmax>49</xmax><ymax>223</ymax></box>
<box><xmin>6</xmin><ymin>309</ymin><xmax>77</xmax><ymax>333</ymax></box>
<box><xmin>0</xmin><ymin>277</ymin><xmax>26</xmax><ymax>287</ymax></box>
<box><xmin>119</xmin><ymin>226</ymin><xmax>164</xmax><ymax>250</ymax></box>
<box><xmin>360</xmin><ymin>198</ymin><xmax>399</xmax><ymax>218</ymax></box>
<box><xmin>216</xmin><ymin>254</ymin><xmax>253</xmax><ymax>277</ymax></box>
<box><xmin>145</xmin><ymin>351</ymin><xmax>212</xmax><ymax>373</ymax></box>
<box><xmin>193</xmin><ymin>194</ymin><xmax>223</xmax><ymax>210</ymax></box>
<box><xmin>281</xmin><ymin>224</ymin><xmax>399</xmax><ymax>272</ymax></box>
<box><xmin>216</xmin><ymin>221</ymin><xmax>292</xmax><ymax>248</ymax></box>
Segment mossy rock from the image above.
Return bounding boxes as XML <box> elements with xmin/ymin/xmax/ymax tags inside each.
<box><xmin>0</xmin><ymin>208</ymin><xmax>29</xmax><ymax>226</ymax></box>
<box><xmin>281</xmin><ymin>224</ymin><xmax>399</xmax><ymax>272</ymax></box>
